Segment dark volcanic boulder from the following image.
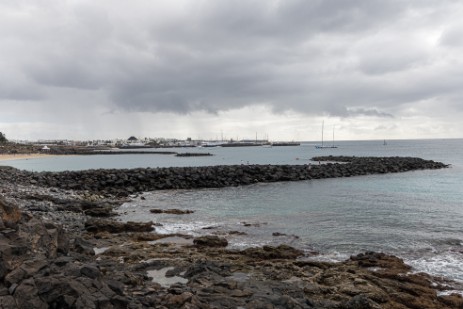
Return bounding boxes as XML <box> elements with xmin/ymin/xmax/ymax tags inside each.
<box><xmin>85</xmin><ymin>219</ymin><xmax>155</xmax><ymax>233</ymax></box>
<box><xmin>193</xmin><ymin>235</ymin><xmax>228</xmax><ymax>248</ymax></box>
<box><xmin>74</xmin><ymin>237</ymin><xmax>95</xmax><ymax>256</ymax></box>
<box><xmin>241</xmin><ymin>244</ymin><xmax>304</xmax><ymax>260</ymax></box>
<box><xmin>183</xmin><ymin>260</ymin><xmax>231</xmax><ymax>278</ymax></box>
<box><xmin>0</xmin><ymin>196</ymin><xmax>22</xmax><ymax>230</ymax></box>
<box><xmin>349</xmin><ymin>251</ymin><xmax>411</xmax><ymax>273</ymax></box>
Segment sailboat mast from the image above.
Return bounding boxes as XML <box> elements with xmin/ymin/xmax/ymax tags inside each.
<box><xmin>321</xmin><ymin>121</ymin><xmax>324</xmax><ymax>147</ymax></box>
<box><xmin>333</xmin><ymin>125</ymin><xmax>336</xmax><ymax>147</ymax></box>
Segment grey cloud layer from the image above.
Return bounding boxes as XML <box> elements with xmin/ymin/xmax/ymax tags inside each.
<box><xmin>2</xmin><ymin>0</ymin><xmax>463</xmax><ymax>119</ymax></box>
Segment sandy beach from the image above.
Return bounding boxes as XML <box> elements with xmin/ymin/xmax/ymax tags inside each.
<box><xmin>0</xmin><ymin>153</ymin><xmax>55</xmax><ymax>161</ymax></box>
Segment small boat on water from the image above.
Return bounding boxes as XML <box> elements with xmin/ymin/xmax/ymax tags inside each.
<box><xmin>315</xmin><ymin>121</ymin><xmax>337</xmax><ymax>149</ymax></box>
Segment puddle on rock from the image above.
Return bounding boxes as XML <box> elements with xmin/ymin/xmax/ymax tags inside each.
<box><xmin>93</xmin><ymin>247</ymin><xmax>110</xmax><ymax>255</ymax></box>
<box><xmin>147</xmin><ymin>267</ymin><xmax>188</xmax><ymax>287</ymax></box>
<box><xmin>149</xmin><ymin>236</ymin><xmax>194</xmax><ymax>245</ymax></box>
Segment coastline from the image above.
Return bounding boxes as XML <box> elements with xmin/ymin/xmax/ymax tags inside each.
<box><xmin>1</xmin><ymin>156</ymin><xmax>461</xmax><ymax>307</ymax></box>
<box><xmin>0</xmin><ymin>153</ymin><xmax>56</xmax><ymax>161</ymax></box>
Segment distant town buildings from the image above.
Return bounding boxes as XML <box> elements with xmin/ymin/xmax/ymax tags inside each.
<box><xmin>7</xmin><ymin>135</ymin><xmax>300</xmax><ymax>149</ymax></box>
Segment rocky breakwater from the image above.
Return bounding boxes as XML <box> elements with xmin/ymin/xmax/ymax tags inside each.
<box><xmin>0</xmin><ymin>156</ymin><xmax>448</xmax><ymax>197</ymax></box>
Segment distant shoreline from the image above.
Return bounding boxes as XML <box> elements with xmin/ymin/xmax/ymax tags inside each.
<box><xmin>0</xmin><ymin>151</ymin><xmax>212</xmax><ymax>162</ymax></box>
<box><xmin>0</xmin><ymin>153</ymin><xmax>56</xmax><ymax>161</ymax></box>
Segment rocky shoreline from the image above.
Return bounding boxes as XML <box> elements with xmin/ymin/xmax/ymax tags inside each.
<box><xmin>1</xmin><ymin>156</ymin><xmax>462</xmax><ymax>308</ymax></box>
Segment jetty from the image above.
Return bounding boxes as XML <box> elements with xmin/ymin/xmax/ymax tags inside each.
<box><xmin>1</xmin><ymin>156</ymin><xmax>447</xmax><ymax>196</ymax></box>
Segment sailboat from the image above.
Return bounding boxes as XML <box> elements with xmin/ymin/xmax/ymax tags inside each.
<box><xmin>315</xmin><ymin>121</ymin><xmax>338</xmax><ymax>149</ymax></box>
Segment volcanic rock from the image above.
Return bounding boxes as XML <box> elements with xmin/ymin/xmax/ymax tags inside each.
<box><xmin>193</xmin><ymin>236</ymin><xmax>228</xmax><ymax>248</ymax></box>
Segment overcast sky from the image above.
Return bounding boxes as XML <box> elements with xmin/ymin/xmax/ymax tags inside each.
<box><xmin>1</xmin><ymin>0</ymin><xmax>463</xmax><ymax>141</ymax></box>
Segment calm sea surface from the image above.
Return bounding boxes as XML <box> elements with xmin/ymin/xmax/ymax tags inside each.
<box><xmin>5</xmin><ymin>139</ymin><xmax>463</xmax><ymax>284</ymax></box>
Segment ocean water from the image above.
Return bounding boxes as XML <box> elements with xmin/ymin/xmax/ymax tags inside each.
<box><xmin>5</xmin><ymin>139</ymin><xmax>463</xmax><ymax>284</ymax></box>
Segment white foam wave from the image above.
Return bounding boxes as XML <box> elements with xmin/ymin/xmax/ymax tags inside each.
<box><xmin>438</xmin><ymin>290</ymin><xmax>463</xmax><ymax>297</ymax></box>
<box><xmin>406</xmin><ymin>252</ymin><xmax>463</xmax><ymax>283</ymax></box>
<box><xmin>308</xmin><ymin>251</ymin><xmax>350</xmax><ymax>263</ymax></box>
<box><xmin>227</xmin><ymin>239</ymin><xmax>273</xmax><ymax>249</ymax></box>
<box><xmin>154</xmin><ymin>222</ymin><xmax>212</xmax><ymax>235</ymax></box>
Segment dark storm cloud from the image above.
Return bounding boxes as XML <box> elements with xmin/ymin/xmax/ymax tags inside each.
<box><xmin>103</xmin><ymin>0</ymin><xmax>407</xmax><ymax>115</ymax></box>
<box><xmin>2</xmin><ymin>0</ymin><xmax>463</xmax><ymax>121</ymax></box>
<box><xmin>347</xmin><ymin>108</ymin><xmax>394</xmax><ymax>118</ymax></box>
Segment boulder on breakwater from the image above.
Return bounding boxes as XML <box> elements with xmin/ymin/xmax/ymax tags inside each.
<box><xmin>0</xmin><ymin>156</ymin><xmax>448</xmax><ymax>196</ymax></box>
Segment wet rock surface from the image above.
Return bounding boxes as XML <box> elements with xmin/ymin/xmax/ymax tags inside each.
<box><xmin>193</xmin><ymin>236</ymin><xmax>229</xmax><ymax>248</ymax></box>
<box><xmin>150</xmin><ymin>208</ymin><xmax>195</xmax><ymax>215</ymax></box>
<box><xmin>0</xmin><ymin>157</ymin><xmax>460</xmax><ymax>308</ymax></box>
